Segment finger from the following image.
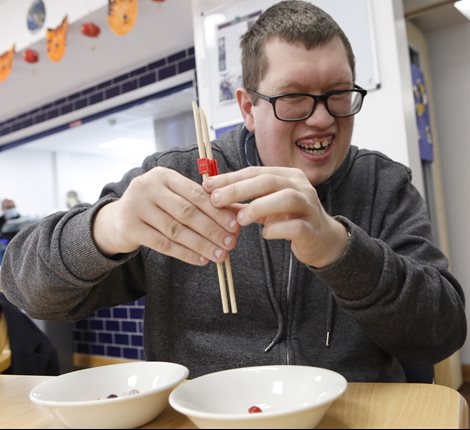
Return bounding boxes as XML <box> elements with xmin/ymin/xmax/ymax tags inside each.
<box><xmin>237</xmin><ymin>189</ymin><xmax>307</xmax><ymax>226</ymax></box>
<box><xmin>203</xmin><ymin>166</ymin><xmax>296</xmax><ymax>191</ymax></box>
<box><xmin>261</xmin><ymin>217</ymin><xmax>312</xmax><ymax>242</ymax></box>
<box><xmin>157</xmin><ymin>193</ymin><xmax>238</xmax><ymax>252</ymax></box>
<box><xmin>208</xmin><ymin>173</ymin><xmax>294</xmax><ymax>208</ymax></box>
<box><xmin>141</xmin><ymin>203</ymin><xmax>232</xmax><ymax>263</ymax></box>
<box><xmin>166</xmin><ymin>173</ymin><xmax>239</xmax><ymax>233</ymax></box>
<box><xmin>129</xmin><ymin>220</ymin><xmax>211</xmax><ymax>266</ymax></box>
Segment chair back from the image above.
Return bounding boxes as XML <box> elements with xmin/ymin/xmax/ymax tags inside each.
<box><xmin>0</xmin><ymin>311</ymin><xmax>12</xmax><ymax>372</ymax></box>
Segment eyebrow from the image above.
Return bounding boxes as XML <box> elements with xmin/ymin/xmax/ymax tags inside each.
<box><xmin>274</xmin><ymin>80</ymin><xmax>354</xmax><ymax>94</ymax></box>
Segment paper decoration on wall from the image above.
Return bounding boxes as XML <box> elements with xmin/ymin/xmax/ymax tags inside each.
<box><xmin>108</xmin><ymin>0</ymin><xmax>138</xmax><ymax>36</ymax></box>
<box><xmin>81</xmin><ymin>23</ymin><xmax>101</xmax><ymax>38</ymax></box>
<box><xmin>26</xmin><ymin>0</ymin><xmax>46</xmax><ymax>34</ymax></box>
<box><xmin>23</xmin><ymin>49</ymin><xmax>39</xmax><ymax>63</ymax></box>
<box><xmin>0</xmin><ymin>45</ymin><xmax>15</xmax><ymax>83</ymax></box>
<box><xmin>46</xmin><ymin>16</ymin><xmax>69</xmax><ymax>62</ymax></box>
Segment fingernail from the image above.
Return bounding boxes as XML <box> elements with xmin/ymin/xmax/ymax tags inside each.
<box><xmin>228</xmin><ymin>219</ymin><xmax>237</xmax><ymax>230</ymax></box>
<box><xmin>212</xmin><ymin>191</ymin><xmax>220</xmax><ymax>204</ymax></box>
<box><xmin>199</xmin><ymin>256</ymin><xmax>207</xmax><ymax>264</ymax></box>
<box><xmin>238</xmin><ymin>210</ymin><xmax>245</xmax><ymax>224</ymax></box>
<box><xmin>224</xmin><ymin>236</ymin><xmax>233</xmax><ymax>247</ymax></box>
<box><xmin>214</xmin><ymin>248</ymin><xmax>223</xmax><ymax>260</ymax></box>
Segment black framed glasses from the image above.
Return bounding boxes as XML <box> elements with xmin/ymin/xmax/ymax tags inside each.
<box><xmin>247</xmin><ymin>85</ymin><xmax>367</xmax><ymax>121</ymax></box>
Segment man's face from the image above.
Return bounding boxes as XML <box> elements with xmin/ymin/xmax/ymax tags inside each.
<box><xmin>237</xmin><ymin>37</ymin><xmax>355</xmax><ymax>186</ymax></box>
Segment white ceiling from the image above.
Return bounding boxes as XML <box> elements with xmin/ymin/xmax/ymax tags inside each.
<box><xmin>14</xmin><ymin>85</ymin><xmax>196</xmax><ymax>159</ymax></box>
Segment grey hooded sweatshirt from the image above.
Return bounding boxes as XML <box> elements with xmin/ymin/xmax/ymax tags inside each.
<box><xmin>0</xmin><ymin>125</ymin><xmax>466</xmax><ymax>381</ymax></box>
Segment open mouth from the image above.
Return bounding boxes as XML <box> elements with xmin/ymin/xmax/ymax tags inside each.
<box><xmin>296</xmin><ymin>136</ymin><xmax>333</xmax><ymax>156</ymax></box>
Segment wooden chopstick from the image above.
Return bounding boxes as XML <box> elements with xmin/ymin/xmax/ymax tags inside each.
<box><xmin>192</xmin><ymin>102</ymin><xmax>237</xmax><ymax>314</ymax></box>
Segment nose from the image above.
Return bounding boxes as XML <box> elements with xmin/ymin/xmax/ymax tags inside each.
<box><xmin>304</xmin><ymin>101</ymin><xmax>335</xmax><ymax>128</ymax></box>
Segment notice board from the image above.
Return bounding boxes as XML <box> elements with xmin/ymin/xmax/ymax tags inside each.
<box><xmin>199</xmin><ymin>0</ymin><xmax>381</xmax><ymax>132</ymax></box>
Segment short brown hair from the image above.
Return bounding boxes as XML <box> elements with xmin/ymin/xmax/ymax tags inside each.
<box><xmin>240</xmin><ymin>0</ymin><xmax>356</xmax><ymax>91</ymax></box>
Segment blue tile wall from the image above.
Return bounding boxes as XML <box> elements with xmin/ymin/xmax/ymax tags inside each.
<box><xmin>0</xmin><ymin>47</ymin><xmax>196</xmax><ymax>141</ymax></box>
<box><xmin>74</xmin><ymin>297</ymin><xmax>146</xmax><ymax>361</ymax></box>
<box><xmin>0</xmin><ymin>46</ymin><xmax>196</xmax><ymax>361</ymax></box>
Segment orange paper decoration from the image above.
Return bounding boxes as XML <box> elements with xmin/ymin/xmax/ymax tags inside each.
<box><xmin>47</xmin><ymin>16</ymin><xmax>69</xmax><ymax>62</ymax></box>
<box><xmin>108</xmin><ymin>0</ymin><xmax>138</xmax><ymax>36</ymax></box>
<box><xmin>0</xmin><ymin>45</ymin><xmax>15</xmax><ymax>83</ymax></box>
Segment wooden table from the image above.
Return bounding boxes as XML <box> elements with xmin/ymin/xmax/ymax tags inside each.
<box><xmin>0</xmin><ymin>374</ymin><xmax>468</xmax><ymax>429</ymax></box>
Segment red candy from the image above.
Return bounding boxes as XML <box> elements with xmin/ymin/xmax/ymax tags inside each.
<box><xmin>248</xmin><ymin>405</ymin><xmax>263</xmax><ymax>414</ymax></box>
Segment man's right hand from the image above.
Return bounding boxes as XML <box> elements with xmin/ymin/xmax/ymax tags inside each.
<box><xmin>92</xmin><ymin>167</ymin><xmax>240</xmax><ymax>265</ymax></box>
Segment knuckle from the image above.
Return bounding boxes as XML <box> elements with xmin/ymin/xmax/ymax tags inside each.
<box><xmin>190</xmin><ymin>184</ymin><xmax>207</xmax><ymax>202</ymax></box>
<box><xmin>282</xmin><ymin>189</ymin><xmax>298</xmax><ymax>207</ymax></box>
<box><xmin>205</xmin><ymin>221</ymin><xmax>222</xmax><ymax>242</ymax></box>
<box><xmin>180</xmin><ymin>201</ymin><xmax>198</xmax><ymax>220</ymax></box>
<box><xmin>292</xmin><ymin>220</ymin><xmax>306</xmax><ymax>237</ymax></box>
<box><xmin>155</xmin><ymin>235</ymin><xmax>174</xmax><ymax>254</ymax></box>
<box><xmin>129</xmin><ymin>175</ymin><xmax>146</xmax><ymax>192</ymax></box>
<box><xmin>258</xmin><ymin>174</ymin><xmax>273</xmax><ymax>189</ymax></box>
<box><xmin>247</xmin><ymin>166</ymin><xmax>258</xmax><ymax>176</ymax></box>
<box><xmin>166</xmin><ymin>219</ymin><xmax>184</xmax><ymax>240</ymax></box>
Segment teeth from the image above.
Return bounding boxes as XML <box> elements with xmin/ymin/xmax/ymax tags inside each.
<box><xmin>297</xmin><ymin>136</ymin><xmax>332</xmax><ymax>152</ymax></box>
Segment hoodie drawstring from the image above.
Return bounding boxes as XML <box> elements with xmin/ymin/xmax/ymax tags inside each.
<box><xmin>243</xmin><ymin>131</ymin><xmax>284</xmax><ymax>353</ymax></box>
<box><xmin>325</xmin><ymin>293</ymin><xmax>335</xmax><ymax>347</ymax></box>
<box><xmin>258</xmin><ymin>227</ymin><xmax>285</xmax><ymax>353</ymax></box>
<box><xmin>324</xmin><ymin>187</ymin><xmax>337</xmax><ymax>348</ymax></box>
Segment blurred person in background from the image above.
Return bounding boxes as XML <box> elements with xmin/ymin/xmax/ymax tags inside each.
<box><xmin>0</xmin><ymin>198</ymin><xmax>21</xmax><ymax>264</ymax></box>
<box><xmin>66</xmin><ymin>190</ymin><xmax>82</xmax><ymax>210</ymax></box>
<box><xmin>0</xmin><ymin>198</ymin><xmax>20</xmax><ymax>233</ymax></box>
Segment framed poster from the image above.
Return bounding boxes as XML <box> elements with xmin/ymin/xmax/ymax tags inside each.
<box><xmin>217</xmin><ymin>11</ymin><xmax>261</xmax><ymax>104</ymax></box>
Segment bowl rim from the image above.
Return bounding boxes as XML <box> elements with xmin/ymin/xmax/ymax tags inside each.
<box><xmin>29</xmin><ymin>361</ymin><xmax>189</xmax><ymax>408</ymax></box>
<box><xmin>169</xmin><ymin>365</ymin><xmax>347</xmax><ymax>421</ymax></box>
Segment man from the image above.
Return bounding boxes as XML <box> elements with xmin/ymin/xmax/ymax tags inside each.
<box><xmin>0</xmin><ymin>1</ymin><xmax>465</xmax><ymax>381</ymax></box>
<box><xmin>0</xmin><ymin>199</ymin><xmax>20</xmax><ymax>232</ymax></box>
<box><xmin>0</xmin><ymin>199</ymin><xmax>21</xmax><ymax>242</ymax></box>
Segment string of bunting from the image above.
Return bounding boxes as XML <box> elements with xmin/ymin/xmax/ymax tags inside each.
<box><xmin>0</xmin><ymin>0</ymin><xmax>167</xmax><ymax>83</ymax></box>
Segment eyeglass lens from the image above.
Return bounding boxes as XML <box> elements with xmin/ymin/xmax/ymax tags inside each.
<box><xmin>275</xmin><ymin>91</ymin><xmax>363</xmax><ymax>120</ymax></box>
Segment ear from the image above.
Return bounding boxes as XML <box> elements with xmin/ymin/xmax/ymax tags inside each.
<box><xmin>236</xmin><ymin>88</ymin><xmax>255</xmax><ymax>132</ymax></box>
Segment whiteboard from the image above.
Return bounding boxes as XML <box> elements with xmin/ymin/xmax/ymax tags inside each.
<box><xmin>200</xmin><ymin>0</ymin><xmax>380</xmax><ymax>131</ymax></box>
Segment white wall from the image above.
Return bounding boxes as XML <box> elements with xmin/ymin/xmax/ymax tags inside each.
<box><xmin>427</xmin><ymin>22</ymin><xmax>470</xmax><ymax>364</ymax></box>
<box><xmin>0</xmin><ymin>147</ymin><xmax>141</xmax><ymax>216</ymax></box>
<box><xmin>154</xmin><ymin>111</ymin><xmax>197</xmax><ymax>152</ymax></box>
<box><xmin>55</xmin><ymin>151</ymin><xmax>142</xmax><ymax>211</ymax></box>
<box><xmin>0</xmin><ymin>149</ymin><xmax>56</xmax><ymax>217</ymax></box>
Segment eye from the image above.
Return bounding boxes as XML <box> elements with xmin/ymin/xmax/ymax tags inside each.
<box><xmin>280</xmin><ymin>95</ymin><xmax>307</xmax><ymax>104</ymax></box>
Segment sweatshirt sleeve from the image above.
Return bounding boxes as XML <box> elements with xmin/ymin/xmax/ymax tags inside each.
<box><xmin>311</xmin><ymin>176</ymin><xmax>466</xmax><ymax>367</ymax></box>
<box><xmin>0</xmin><ymin>160</ymin><xmax>156</xmax><ymax>321</ymax></box>
<box><xmin>0</xmin><ymin>199</ymin><xmax>144</xmax><ymax>321</ymax></box>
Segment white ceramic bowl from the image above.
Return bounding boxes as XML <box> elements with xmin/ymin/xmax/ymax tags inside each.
<box><xmin>169</xmin><ymin>365</ymin><xmax>347</xmax><ymax>429</ymax></box>
<box><xmin>30</xmin><ymin>361</ymin><xmax>189</xmax><ymax>429</ymax></box>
